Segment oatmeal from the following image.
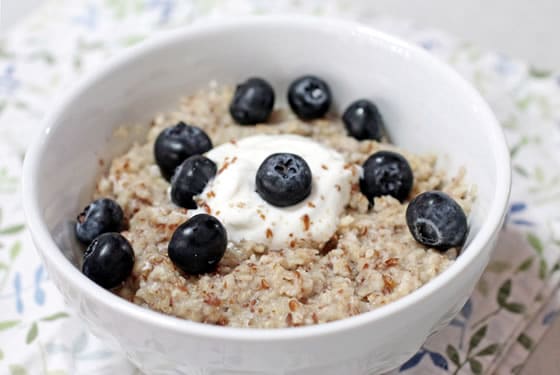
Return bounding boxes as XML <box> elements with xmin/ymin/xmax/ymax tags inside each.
<box><xmin>94</xmin><ymin>84</ymin><xmax>473</xmax><ymax>328</ymax></box>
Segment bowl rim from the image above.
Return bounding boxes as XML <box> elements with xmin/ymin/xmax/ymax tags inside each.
<box><xmin>22</xmin><ymin>15</ymin><xmax>511</xmax><ymax>342</ymax></box>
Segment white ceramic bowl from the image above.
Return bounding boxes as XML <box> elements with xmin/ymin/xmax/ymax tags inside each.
<box><xmin>22</xmin><ymin>16</ymin><xmax>511</xmax><ymax>375</ymax></box>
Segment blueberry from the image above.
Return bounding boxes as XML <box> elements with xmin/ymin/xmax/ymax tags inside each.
<box><xmin>168</xmin><ymin>214</ymin><xmax>227</xmax><ymax>275</ymax></box>
<box><xmin>82</xmin><ymin>232</ymin><xmax>134</xmax><ymax>289</ymax></box>
<box><xmin>287</xmin><ymin>75</ymin><xmax>331</xmax><ymax>120</ymax></box>
<box><xmin>75</xmin><ymin>198</ymin><xmax>124</xmax><ymax>244</ymax></box>
<box><xmin>360</xmin><ymin>151</ymin><xmax>413</xmax><ymax>203</ymax></box>
<box><xmin>255</xmin><ymin>153</ymin><xmax>312</xmax><ymax>207</ymax></box>
<box><xmin>171</xmin><ymin>155</ymin><xmax>217</xmax><ymax>209</ymax></box>
<box><xmin>342</xmin><ymin>99</ymin><xmax>384</xmax><ymax>141</ymax></box>
<box><xmin>406</xmin><ymin>191</ymin><xmax>468</xmax><ymax>250</ymax></box>
<box><xmin>154</xmin><ymin>122</ymin><xmax>213</xmax><ymax>181</ymax></box>
<box><xmin>229</xmin><ymin>77</ymin><xmax>275</xmax><ymax>125</ymax></box>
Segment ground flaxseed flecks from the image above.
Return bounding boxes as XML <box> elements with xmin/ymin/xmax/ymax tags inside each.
<box><xmin>96</xmin><ymin>84</ymin><xmax>474</xmax><ymax>328</ymax></box>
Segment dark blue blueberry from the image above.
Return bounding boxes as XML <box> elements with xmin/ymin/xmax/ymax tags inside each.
<box><xmin>168</xmin><ymin>214</ymin><xmax>227</xmax><ymax>275</ymax></box>
<box><xmin>229</xmin><ymin>77</ymin><xmax>275</xmax><ymax>125</ymax></box>
<box><xmin>360</xmin><ymin>151</ymin><xmax>413</xmax><ymax>203</ymax></box>
<box><xmin>75</xmin><ymin>198</ymin><xmax>124</xmax><ymax>244</ymax></box>
<box><xmin>82</xmin><ymin>232</ymin><xmax>134</xmax><ymax>289</ymax></box>
<box><xmin>171</xmin><ymin>155</ymin><xmax>217</xmax><ymax>209</ymax></box>
<box><xmin>154</xmin><ymin>122</ymin><xmax>212</xmax><ymax>181</ymax></box>
<box><xmin>287</xmin><ymin>75</ymin><xmax>331</xmax><ymax>120</ymax></box>
<box><xmin>255</xmin><ymin>153</ymin><xmax>312</xmax><ymax>207</ymax></box>
<box><xmin>406</xmin><ymin>191</ymin><xmax>468</xmax><ymax>250</ymax></box>
<box><xmin>342</xmin><ymin>99</ymin><xmax>385</xmax><ymax>141</ymax></box>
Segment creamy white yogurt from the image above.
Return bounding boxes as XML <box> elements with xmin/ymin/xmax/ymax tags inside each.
<box><xmin>190</xmin><ymin>134</ymin><xmax>355</xmax><ymax>250</ymax></box>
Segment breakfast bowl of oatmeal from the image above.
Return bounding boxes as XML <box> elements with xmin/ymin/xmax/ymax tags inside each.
<box><xmin>22</xmin><ymin>16</ymin><xmax>510</xmax><ymax>375</ymax></box>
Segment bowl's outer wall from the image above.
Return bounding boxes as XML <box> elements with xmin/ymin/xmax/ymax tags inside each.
<box><xmin>25</xmin><ymin>18</ymin><xmax>509</xmax><ymax>375</ymax></box>
<box><xmin>35</xmin><ymin>231</ymin><xmax>497</xmax><ymax>374</ymax></box>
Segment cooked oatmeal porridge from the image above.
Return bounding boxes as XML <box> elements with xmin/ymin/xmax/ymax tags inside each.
<box><xmin>88</xmin><ymin>83</ymin><xmax>473</xmax><ymax>328</ymax></box>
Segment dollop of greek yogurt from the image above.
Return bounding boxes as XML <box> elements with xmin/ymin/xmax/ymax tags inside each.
<box><xmin>191</xmin><ymin>134</ymin><xmax>354</xmax><ymax>250</ymax></box>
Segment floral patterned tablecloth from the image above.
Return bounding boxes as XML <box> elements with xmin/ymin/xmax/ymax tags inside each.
<box><xmin>1</xmin><ymin>1</ymin><xmax>560</xmax><ymax>374</ymax></box>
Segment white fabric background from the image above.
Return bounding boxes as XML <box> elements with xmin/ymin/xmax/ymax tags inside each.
<box><xmin>1</xmin><ymin>1</ymin><xmax>559</xmax><ymax>374</ymax></box>
<box><xmin>2</xmin><ymin>0</ymin><xmax>560</xmax><ymax>69</ymax></box>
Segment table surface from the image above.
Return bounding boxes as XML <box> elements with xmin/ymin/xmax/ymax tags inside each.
<box><xmin>1</xmin><ymin>2</ymin><xmax>559</xmax><ymax>374</ymax></box>
<box><xmin>523</xmin><ymin>323</ymin><xmax>560</xmax><ymax>375</ymax></box>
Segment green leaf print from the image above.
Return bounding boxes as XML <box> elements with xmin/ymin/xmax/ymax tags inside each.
<box><xmin>0</xmin><ymin>224</ymin><xmax>25</xmax><ymax>235</ymax></box>
<box><xmin>475</xmin><ymin>343</ymin><xmax>500</xmax><ymax>357</ymax></box>
<box><xmin>121</xmin><ymin>34</ymin><xmax>146</xmax><ymax>46</ymax></box>
<box><xmin>9</xmin><ymin>241</ymin><xmax>21</xmax><ymax>261</ymax></box>
<box><xmin>105</xmin><ymin>0</ymin><xmax>129</xmax><ymax>19</ymax></box>
<box><xmin>502</xmin><ymin>302</ymin><xmax>526</xmax><ymax>314</ymax></box>
<box><xmin>468</xmin><ymin>325</ymin><xmax>487</xmax><ymax>353</ymax></box>
<box><xmin>0</xmin><ymin>170</ymin><xmax>18</xmax><ymax>193</ymax></box>
<box><xmin>25</xmin><ymin>322</ymin><xmax>38</xmax><ymax>344</ymax></box>
<box><xmin>516</xmin><ymin>257</ymin><xmax>534</xmax><ymax>272</ymax></box>
<box><xmin>534</xmin><ymin>166</ymin><xmax>545</xmax><ymax>183</ymax></box>
<box><xmin>501</xmin><ymin>116</ymin><xmax>519</xmax><ymax>130</ymax></box>
<box><xmin>515</xmin><ymin>97</ymin><xmax>532</xmax><ymax>111</ymax></box>
<box><xmin>497</xmin><ymin>279</ymin><xmax>512</xmax><ymax>306</ymax></box>
<box><xmin>495</xmin><ymin>279</ymin><xmax>526</xmax><ymax>314</ymax></box>
<box><xmin>0</xmin><ymin>348</ymin><xmax>4</xmax><ymax>360</ymax></box>
<box><xmin>510</xmin><ymin>136</ymin><xmax>529</xmax><ymax>157</ymax></box>
<box><xmin>8</xmin><ymin>365</ymin><xmax>27</xmax><ymax>375</ymax></box>
<box><xmin>539</xmin><ymin>258</ymin><xmax>548</xmax><ymax>280</ymax></box>
<box><xmin>73</xmin><ymin>56</ymin><xmax>82</xmax><ymax>72</ymax></box>
<box><xmin>529</xmin><ymin>67</ymin><xmax>552</xmax><ymax>78</ymax></box>
<box><xmin>527</xmin><ymin>233</ymin><xmax>544</xmax><ymax>254</ymax></box>
<box><xmin>40</xmin><ymin>312</ymin><xmax>69</xmax><ymax>322</ymax></box>
<box><xmin>0</xmin><ymin>44</ymin><xmax>13</xmax><ymax>59</ymax></box>
<box><xmin>13</xmin><ymin>101</ymin><xmax>28</xmax><ymax>110</ymax></box>
<box><xmin>446</xmin><ymin>344</ymin><xmax>461</xmax><ymax>367</ymax></box>
<box><xmin>0</xmin><ymin>320</ymin><xmax>20</xmax><ymax>331</ymax></box>
<box><xmin>469</xmin><ymin>358</ymin><xmax>483</xmax><ymax>374</ymax></box>
<box><xmin>517</xmin><ymin>333</ymin><xmax>533</xmax><ymax>350</ymax></box>
<box><xmin>513</xmin><ymin>165</ymin><xmax>529</xmax><ymax>177</ymax></box>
